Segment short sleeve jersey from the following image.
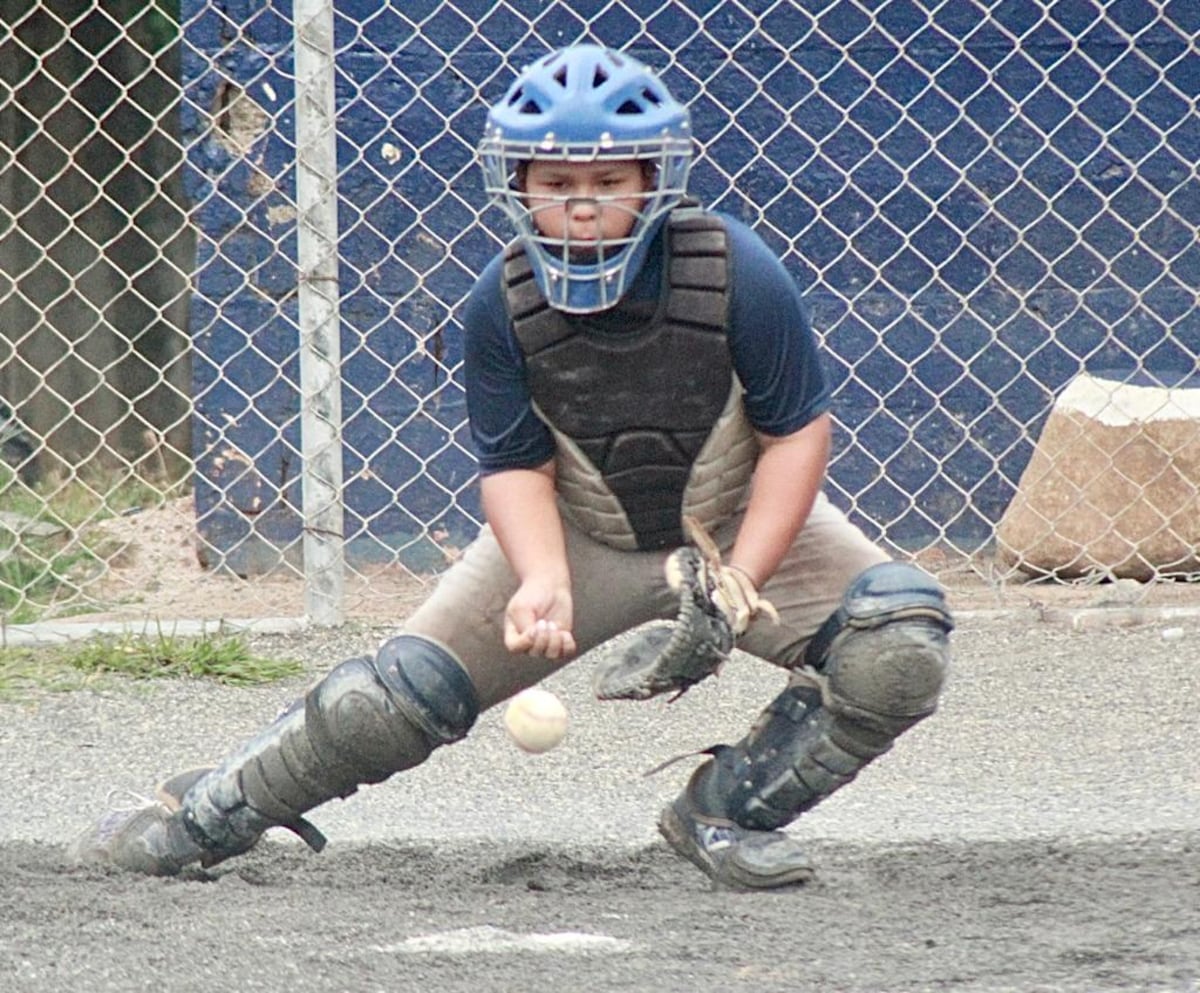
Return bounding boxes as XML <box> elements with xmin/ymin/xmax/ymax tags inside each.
<box><xmin>461</xmin><ymin>211</ymin><xmax>829</xmax><ymax>475</ymax></box>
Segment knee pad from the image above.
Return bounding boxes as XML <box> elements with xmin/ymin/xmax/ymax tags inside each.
<box><xmin>306</xmin><ymin>635</ymin><xmax>480</xmax><ymax>785</ymax></box>
<box><xmin>373</xmin><ymin>635</ymin><xmax>480</xmax><ymax>745</ymax></box>
<box><xmin>806</xmin><ymin>561</ymin><xmax>953</xmax><ymax>668</ymax></box>
<box><xmin>805</xmin><ymin>562</ymin><xmax>953</xmax><ymax>725</ymax></box>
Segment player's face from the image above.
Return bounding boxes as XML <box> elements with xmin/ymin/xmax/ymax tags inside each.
<box><xmin>522</xmin><ymin>159</ymin><xmax>649</xmax><ymax>250</ymax></box>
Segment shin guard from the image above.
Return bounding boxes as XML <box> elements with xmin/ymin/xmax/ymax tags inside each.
<box><xmin>179</xmin><ymin>635</ymin><xmax>478</xmax><ymax>864</ymax></box>
<box><xmin>694</xmin><ymin>562</ymin><xmax>953</xmax><ymax>831</ymax></box>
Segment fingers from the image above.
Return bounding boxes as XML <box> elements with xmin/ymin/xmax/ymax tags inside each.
<box><xmin>755</xmin><ymin>595</ymin><xmax>781</xmax><ymax>625</ymax></box>
<box><xmin>505</xmin><ymin>615</ymin><xmax>577</xmax><ymax>660</ymax></box>
<box><xmin>530</xmin><ymin>618</ymin><xmax>576</xmax><ymax>660</ymax></box>
<box><xmin>713</xmin><ymin>565</ymin><xmax>780</xmax><ymax>635</ymax></box>
<box><xmin>712</xmin><ymin>586</ymin><xmax>751</xmax><ymax>634</ymax></box>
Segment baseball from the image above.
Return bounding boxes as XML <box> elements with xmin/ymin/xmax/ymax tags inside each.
<box><xmin>503</xmin><ymin>687</ymin><xmax>568</xmax><ymax>754</ymax></box>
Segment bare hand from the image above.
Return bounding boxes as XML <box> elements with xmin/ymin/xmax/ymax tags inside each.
<box><xmin>504</xmin><ymin>580</ymin><xmax>577</xmax><ymax>660</ymax></box>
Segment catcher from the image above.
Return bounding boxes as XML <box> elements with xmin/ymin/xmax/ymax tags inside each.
<box><xmin>70</xmin><ymin>44</ymin><xmax>953</xmax><ymax>890</ymax></box>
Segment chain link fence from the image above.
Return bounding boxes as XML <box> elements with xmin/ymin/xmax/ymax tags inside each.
<box><xmin>1</xmin><ymin>0</ymin><xmax>1198</xmax><ymax>626</ymax></box>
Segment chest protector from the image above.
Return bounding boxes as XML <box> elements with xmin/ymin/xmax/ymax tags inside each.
<box><xmin>504</xmin><ymin>207</ymin><xmax>758</xmax><ymax>551</ymax></box>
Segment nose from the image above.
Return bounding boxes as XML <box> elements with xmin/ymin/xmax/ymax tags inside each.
<box><xmin>565</xmin><ymin>197</ymin><xmax>598</xmax><ymax>220</ymax></box>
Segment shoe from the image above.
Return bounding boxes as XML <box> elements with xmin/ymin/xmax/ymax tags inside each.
<box><xmin>67</xmin><ymin>791</ymin><xmax>205</xmax><ymax>877</ymax></box>
<box><xmin>658</xmin><ymin>779</ymin><xmax>815</xmax><ymax>890</ymax></box>
<box><xmin>155</xmin><ymin>767</ymin><xmax>213</xmax><ymax>811</ymax></box>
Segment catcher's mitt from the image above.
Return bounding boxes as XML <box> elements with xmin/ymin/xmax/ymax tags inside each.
<box><xmin>591</xmin><ymin>518</ymin><xmax>779</xmax><ymax>702</ymax></box>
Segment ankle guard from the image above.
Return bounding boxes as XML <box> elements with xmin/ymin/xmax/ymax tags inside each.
<box><xmin>180</xmin><ymin>635</ymin><xmax>478</xmax><ymax>863</ymax></box>
<box><xmin>696</xmin><ymin>562</ymin><xmax>953</xmax><ymax>831</ymax></box>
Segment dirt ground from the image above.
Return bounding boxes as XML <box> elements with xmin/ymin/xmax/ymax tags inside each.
<box><xmin>2</xmin><ymin>500</ymin><xmax>1198</xmax><ymax>992</ymax></box>
<box><xmin>2</xmin><ymin>831</ymin><xmax>1196</xmax><ymax>993</ymax></box>
<box><xmin>2</xmin><ymin>624</ymin><xmax>1198</xmax><ymax>993</ymax></box>
<box><xmin>71</xmin><ymin>496</ymin><xmax>1200</xmax><ymax>627</ymax></box>
<box><xmin>75</xmin><ymin>497</ymin><xmax>430</xmax><ymax>624</ymax></box>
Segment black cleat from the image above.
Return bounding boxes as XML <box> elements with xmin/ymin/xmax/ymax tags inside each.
<box><xmin>658</xmin><ymin>775</ymin><xmax>815</xmax><ymax>890</ymax></box>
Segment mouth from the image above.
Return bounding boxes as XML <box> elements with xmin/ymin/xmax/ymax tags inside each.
<box><xmin>567</xmin><ymin>245</ymin><xmax>602</xmax><ymax>264</ymax></box>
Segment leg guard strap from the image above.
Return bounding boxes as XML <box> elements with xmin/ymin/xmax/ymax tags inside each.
<box><xmin>692</xmin><ymin>685</ymin><xmax>893</xmax><ymax>831</ymax></box>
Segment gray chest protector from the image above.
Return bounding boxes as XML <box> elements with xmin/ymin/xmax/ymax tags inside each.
<box><xmin>504</xmin><ymin>208</ymin><xmax>756</xmax><ymax>551</ymax></box>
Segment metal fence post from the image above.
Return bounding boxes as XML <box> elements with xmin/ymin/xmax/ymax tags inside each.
<box><xmin>294</xmin><ymin>0</ymin><xmax>344</xmax><ymax>625</ymax></box>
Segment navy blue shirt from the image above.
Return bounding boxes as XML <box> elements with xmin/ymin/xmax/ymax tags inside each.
<box><xmin>462</xmin><ymin>211</ymin><xmax>830</xmax><ymax>475</ymax></box>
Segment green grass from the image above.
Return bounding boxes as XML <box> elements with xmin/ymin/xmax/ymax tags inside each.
<box><xmin>0</xmin><ymin>543</ymin><xmax>101</xmax><ymax>623</ymax></box>
<box><xmin>0</xmin><ymin>631</ymin><xmax>304</xmax><ymax>699</ymax></box>
<box><xmin>1</xmin><ymin>463</ymin><xmax>190</xmax><ymax>623</ymax></box>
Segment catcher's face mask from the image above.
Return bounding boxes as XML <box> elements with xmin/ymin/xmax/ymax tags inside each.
<box><xmin>479</xmin><ymin>44</ymin><xmax>693</xmax><ymax>314</ymax></box>
<box><xmin>519</xmin><ymin>158</ymin><xmax>650</xmax><ymax>259</ymax></box>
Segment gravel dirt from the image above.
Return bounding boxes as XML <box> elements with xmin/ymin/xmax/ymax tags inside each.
<box><xmin>2</xmin><ymin>615</ymin><xmax>1198</xmax><ymax>992</ymax></box>
<box><xmin>1</xmin><ymin>502</ymin><xmax>1198</xmax><ymax>992</ymax></box>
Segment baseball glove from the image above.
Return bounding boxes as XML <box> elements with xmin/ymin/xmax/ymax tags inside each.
<box><xmin>591</xmin><ymin>517</ymin><xmax>778</xmax><ymax>702</ymax></box>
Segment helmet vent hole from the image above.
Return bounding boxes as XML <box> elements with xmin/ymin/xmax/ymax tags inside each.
<box><xmin>507</xmin><ymin>87</ymin><xmax>544</xmax><ymax>115</ymax></box>
<box><xmin>615</xmin><ymin>100</ymin><xmax>641</xmax><ymax>115</ymax></box>
<box><xmin>592</xmin><ymin>66</ymin><xmax>609</xmax><ymax>88</ymax></box>
<box><xmin>508</xmin><ymin>86</ymin><xmax>539</xmax><ymax>114</ymax></box>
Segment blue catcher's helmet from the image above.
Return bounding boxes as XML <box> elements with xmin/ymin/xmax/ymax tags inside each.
<box><xmin>479</xmin><ymin>45</ymin><xmax>693</xmax><ymax>313</ymax></box>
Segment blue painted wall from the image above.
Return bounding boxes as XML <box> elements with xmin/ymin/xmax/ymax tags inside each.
<box><xmin>182</xmin><ymin>0</ymin><xmax>1200</xmax><ymax>573</ymax></box>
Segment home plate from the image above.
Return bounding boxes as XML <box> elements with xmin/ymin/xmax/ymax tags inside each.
<box><xmin>378</xmin><ymin>925</ymin><xmax>632</xmax><ymax>955</ymax></box>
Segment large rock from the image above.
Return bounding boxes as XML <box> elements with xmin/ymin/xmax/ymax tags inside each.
<box><xmin>996</xmin><ymin>372</ymin><xmax>1200</xmax><ymax>580</ymax></box>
